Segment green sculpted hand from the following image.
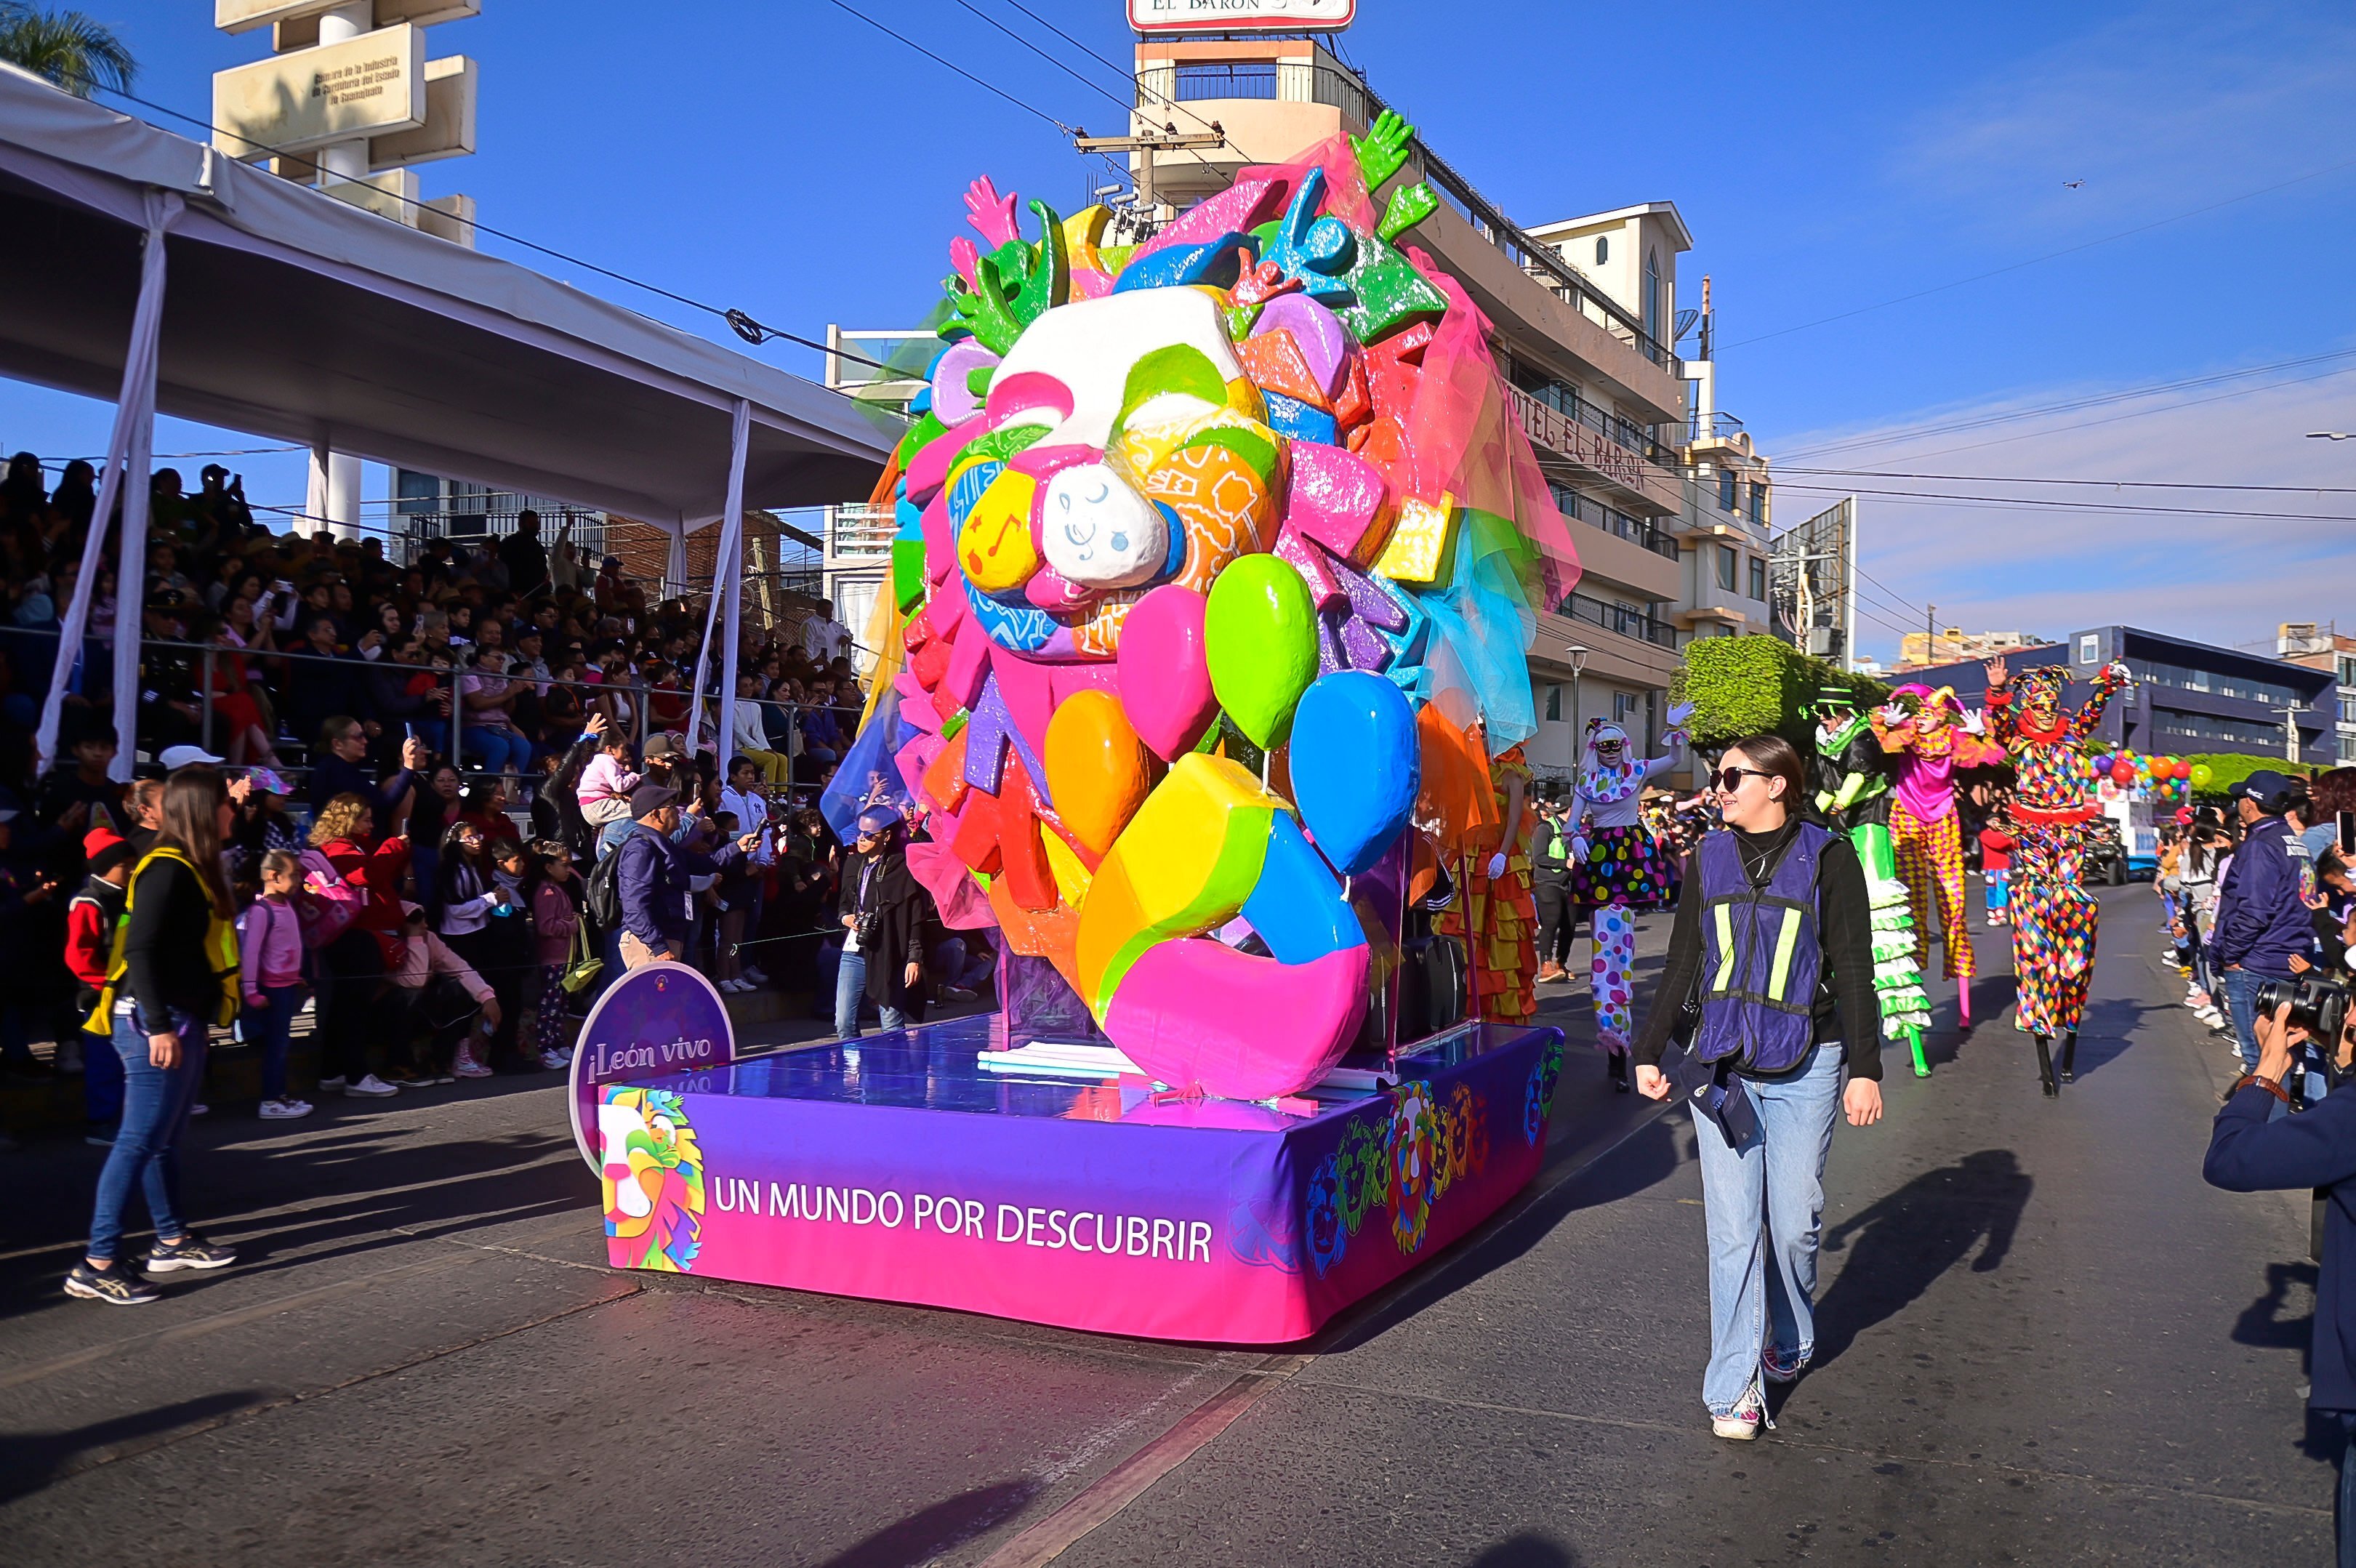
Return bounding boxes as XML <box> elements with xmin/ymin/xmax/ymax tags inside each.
<box><xmin>1352</xmin><ymin>109</ymin><xmax>1415</xmax><ymax>193</ymax></box>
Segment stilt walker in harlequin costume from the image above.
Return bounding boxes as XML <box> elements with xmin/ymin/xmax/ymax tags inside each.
<box><xmin>1982</xmin><ymin>656</ymin><xmax>2133</xmax><ymax>1096</ymax></box>
<box><xmin>1871</xmin><ymin>686</ymin><xmax>2002</xmax><ymax>1026</ymax></box>
<box><xmin>1567</xmin><ymin>705</ymin><xmax>1693</xmax><ymax>1090</ymax></box>
<box><xmin>1809</xmin><ymin>688</ymin><xmax>1934</xmax><ymax>1077</ymax></box>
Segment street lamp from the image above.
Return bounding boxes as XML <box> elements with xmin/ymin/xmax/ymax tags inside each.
<box><xmin>2308</xmin><ymin>432</ymin><xmax>2355</xmax><ymax>441</ymax></box>
<box><xmin>1566</xmin><ymin>644</ymin><xmax>1588</xmax><ymax>760</ymax></box>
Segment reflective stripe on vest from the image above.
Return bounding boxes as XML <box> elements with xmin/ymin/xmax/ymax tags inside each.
<box><xmin>1766</xmin><ymin>906</ymin><xmax>1803</xmax><ymax>1003</ymax></box>
<box><xmin>1711</xmin><ymin>904</ymin><xmax>1738</xmax><ymax>993</ymax></box>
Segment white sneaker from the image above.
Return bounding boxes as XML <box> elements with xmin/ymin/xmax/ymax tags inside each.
<box><xmin>344</xmin><ymin>1074</ymin><xmax>399</xmax><ymax>1098</ymax></box>
<box><xmin>318</xmin><ymin>1074</ymin><xmax>347</xmax><ymax>1094</ymax></box>
<box><xmin>724</xmin><ymin>978</ymin><xmax>753</xmax><ymax>994</ymax></box>
<box><xmin>451</xmin><ymin>1048</ymin><xmax>494</xmax><ymax>1079</ymax></box>
<box><xmin>190</xmin><ymin>1103</ymin><xmax>209</xmax><ymax>1117</ymax></box>
<box><xmin>539</xmin><ymin>1048</ymin><xmax>571</xmax><ymax>1070</ymax></box>
<box><xmin>741</xmin><ymin>966</ymin><xmax>769</xmax><ymax>985</ymax></box>
<box><xmin>1711</xmin><ymin>1378</ymin><xmax>1767</xmax><ymax>1441</ymax></box>
<box><xmin>259</xmin><ymin>1098</ymin><xmax>313</xmax><ymax>1119</ymax></box>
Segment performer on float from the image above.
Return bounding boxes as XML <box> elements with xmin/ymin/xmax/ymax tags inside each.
<box><xmin>1567</xmin><ymin>704</ymin><xmax>1693</xmax><ymax>1089</ymax></box>
<box><xmin>1438</xmin><ymin>742</ymin><xmax>1537</xmax><ymax>1027</ymax></box>
<box><xmin>1982</xmin><ymin>656</ymin><xmax>2133</xmax><ymax>1095</ymax></box>
<box><xmin>1871</xmin><ymin>685</ymin><xmax>2002</xmax><ymax>1024</ymax></box>
<box><xmin>1809</xmin><ymin>687</ymin><xmax>1933</xmax><ymax>1076</ymax></box>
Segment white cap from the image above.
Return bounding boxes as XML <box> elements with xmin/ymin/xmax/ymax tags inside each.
<box><xmin>158</xmin><ymin>744</ymin><xmax>225</xmax><ymax>771</ymax></box>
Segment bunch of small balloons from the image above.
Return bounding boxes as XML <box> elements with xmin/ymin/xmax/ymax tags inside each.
<box><xmin>2088</xmin><ymin>749</ymin><xmax>2209</xmax><ymax>801</ymax></box>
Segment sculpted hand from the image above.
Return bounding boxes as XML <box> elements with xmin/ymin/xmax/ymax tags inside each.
<box><xmin>1351</xmin><ymin>108</ymin><xmax>1415</xmax><ymax>190</ymax></box>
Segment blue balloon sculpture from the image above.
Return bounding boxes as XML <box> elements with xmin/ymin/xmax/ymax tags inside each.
<box><xmin>1290</xmin><ymin>671</ymin><xmax>1419</xmax><ymax>876</ymax></box>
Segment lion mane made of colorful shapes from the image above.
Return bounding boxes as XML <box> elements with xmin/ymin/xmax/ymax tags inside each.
<box><xmin>869</xmin><ymin>113</ymin><xmax>1580</xmax><ymax>1103</ymax></box>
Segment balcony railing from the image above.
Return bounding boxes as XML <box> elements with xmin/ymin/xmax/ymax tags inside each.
<box><xmin>1130</xmin><ymin>62</ymin><xmax>1678</xmax><ymax>377</ymax></box>
<box><xmin>827</xmin><ymin>503</ymin><xmax>896</xmax><ymax>560</ymax></box>
<box><xmin>1559</xmin><ymin>591</ymin><xmax>1676</xmax><ymax>648</ymax></box>
<box><xmin>1520</xmin><ymin>379</ymin><xmax>1675</xmax><ymax>467</ymax></box>
<box><xmin>1549</xmin><ymin>484</ymin><xmax>1678</xmax><ymax>559</ymax></box>
<box><xmin>1687</xmin><ymin>411</ymin><xmax>1745</xmax><ymax>443</ymax></box>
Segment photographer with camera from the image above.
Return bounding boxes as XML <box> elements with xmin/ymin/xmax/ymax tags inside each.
<box><xmin>834</xmin><ymin>804</ymin><xmax>925</xmax><ymax>1041</ymax></box>
<box><xmin>2205</xmin><ymin>993</ymin><xmax>2356</xmax><ymax>1564</ymax></box>
<box><xmin>2214</xmin><ymin>771</ymin><xmax>2322</xmax><ymax>1077</ymax></box>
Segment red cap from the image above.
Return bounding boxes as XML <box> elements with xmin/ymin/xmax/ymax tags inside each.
<box><xmin>83</xmin><ymin>827</ymin><xmax>124</xmax><ymax>859</ymax></box>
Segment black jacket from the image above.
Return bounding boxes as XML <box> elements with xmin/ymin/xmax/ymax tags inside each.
<box><xmin>837</xmin><ymin>847</ymin><xmax>926</xmax><ymax>1009</ymax></box>
<box><xmin>123</xmin><ymin>853</ymin><xmax>229</xmax><ymax>1022</ymax></box>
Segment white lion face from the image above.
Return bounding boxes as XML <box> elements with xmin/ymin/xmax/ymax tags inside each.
<box><xmin>1039</xmin><ymin>462</ymin><xmax>1168</xmax><ymax>590</ymax></box>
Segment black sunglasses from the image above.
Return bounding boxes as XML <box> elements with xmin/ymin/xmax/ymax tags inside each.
<box><xmin>1712</xmin><ymin>765</ymin><xmax>1773</xmax><ymax>794</ymax></box>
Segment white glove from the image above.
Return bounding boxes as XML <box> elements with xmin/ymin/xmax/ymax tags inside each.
<box><xmin>2106</xmin><ymin>660</ymin><xmax>2134</xmax><ymax>684</ymax></box>
<box><xmin>1957</xmin><ymin>707</ymin><xmax>1987</xmax><ymax>736</ymax></box>
<box><xmin>1569</xmin><ymin>837</ymin><xmax>1590</xmax><ymax>864</ymax></box>
<box><xmin>1486</xmin><ymin>852</ymin><xmax>1506</xmax><ymax>880</ymax></box>
<box><xmin>1664</xmin><ymin>700</ymin><xmax>1696</xmax><ymax>729</ymax></box>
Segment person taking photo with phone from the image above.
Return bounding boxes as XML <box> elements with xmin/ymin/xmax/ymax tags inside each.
<box><xmin>1632</xmin><ymin>733</ymin><xmax>1884</xmax><ymax>1440</ymax></box>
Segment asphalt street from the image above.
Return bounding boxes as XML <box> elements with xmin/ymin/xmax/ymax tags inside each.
<box><xmin>0</xmin><ymin>884</ymin><xmax>2329</xmax><ymax>1567</ymax></box>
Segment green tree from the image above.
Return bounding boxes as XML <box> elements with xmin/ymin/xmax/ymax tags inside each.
<box><xmin>0</xmin><ymin>2</ymin><xmax>135</xmax><ymax>99</ymax></box>
<box><xmin>1671</xmin><ymin>635</ymin><xmax>1889</xmax><ymax>750</ymax></box>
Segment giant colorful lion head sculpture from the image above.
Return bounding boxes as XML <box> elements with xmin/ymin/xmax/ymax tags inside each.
<box><xmin>867</xmin><ymin>113</ymin><xmax>1580</xmax><ymax>1103</ymax></box>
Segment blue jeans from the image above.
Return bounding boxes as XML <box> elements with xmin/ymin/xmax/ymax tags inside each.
<box><xmin>2223</xmin><ymin>968</ymin><xmax>2281</xmax><ymax>1074</ymax></box>
<box><xmin>833</xmin><ymin>949</ymin><xmax>906</xmax><ymax>1041</ymax></box>
<box><xmin>1692</xmin><ymin>1040</ymin><xmax>1845</xmax><ymax>1416</ymax></box>
<box><xmin>243</xmin><ymin>984</ymin><xmax>304</xmax><ymax>1101</ymax></box>
<box><xmin>462</xmin><ymin>725</ymin><xmax>533</xmax><ymax>776</ymax></box>
<box><xmin>88</xmin><ymin>1005</ymin><xmax>210</xmax><ymax>1262</ymax></box>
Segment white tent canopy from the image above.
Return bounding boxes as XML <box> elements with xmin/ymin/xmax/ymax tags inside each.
<box><xmin>0</xmin><ymin>64</ymin><xmax>899</xmax><ymax>776</ymax></box>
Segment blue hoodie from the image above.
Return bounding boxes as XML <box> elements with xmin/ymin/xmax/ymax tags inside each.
<box><xmin>2210</xmin><ymin>815</ymin><xmax>2318</xmax><ymax>979</ymax></box>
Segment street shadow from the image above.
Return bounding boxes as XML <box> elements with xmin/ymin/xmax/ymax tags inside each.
<box><xmin>811</xmin><ymin>1478</ymin><xmax>1044</xmax><ymax>1568</ymax></box>
<box><xmin>2057</xmin><ymin>996</ymin><xmax>2166</xmax><ymax>1082</ymax></box>
<box><xmin>1316</xmin><ymin>1113</ymin><xmax>1689</xmax><ymax>1356</ymax></box>
<box><xmin>1466</xmin><ymin>1532</ymin><xmax>1582</xmax><ymax>1567</ymax></box>
<box><xmin>1809</xmin><ymin>1149</ymin><xmax>2032</xmax><ymax>1371</ymax></box>
<box><xmin>0</xmin><ymin>1390</ymin><xmax>262</xmax><ymax>1503</ymax></box>
<box><xmin>0</xmin><ymin>1117</ymin><xmax>591</xmax><ymax>1314</ymax></box>
<box><xmin>2234</xmin><ymin>1261</ymin><xmax>2317</xmax><ymax>1365</ymax></box>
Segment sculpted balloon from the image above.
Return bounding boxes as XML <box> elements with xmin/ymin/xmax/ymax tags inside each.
<box><xmin>1043</xmin><ymin>689</ymin><xmax>1156</xmax><ymax>858</ymax></box>
<box><xmin>1116</xmin><ymin>584</ymin><xmax>1218</xmax><ymax>760</ymax></box>
<box><xmin>1204</xmin><ymin>553</ymin><xmax>1317</xmax><ymax>749</ymax></box>
<box><xmin>1290</xmin><ymin>671</ymin><xmax>1418</xmax><ymax>875</ymax></box>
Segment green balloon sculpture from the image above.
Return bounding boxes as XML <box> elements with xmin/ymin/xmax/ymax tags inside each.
<box><xmin>1205</xmin><ymin>553</ymin><xmax>1318</xmax><ymax>749</ymax></box>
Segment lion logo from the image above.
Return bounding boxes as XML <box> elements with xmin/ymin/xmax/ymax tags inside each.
<box><xmin>599</xmin><ymin>1086</ymin><xmax>705</xmax><ymax>1273</ymax></box>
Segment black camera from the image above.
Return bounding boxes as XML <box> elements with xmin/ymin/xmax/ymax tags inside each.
<box><xmin>2256</xmin><ymin>975</ymin><xmax>2352</xmax><ymax>1048</ymax></box>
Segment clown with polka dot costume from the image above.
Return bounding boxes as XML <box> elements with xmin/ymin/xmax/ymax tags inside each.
<box><xmin>1568</xmin><ymin>705</ymin><xmax>1693</xmax><ymax>1085</ymax></box>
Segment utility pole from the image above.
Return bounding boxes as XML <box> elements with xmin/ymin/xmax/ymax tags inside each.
<box><xmin>1072</xmin><ymin>126</ymin><xmax>1224</xmax><ymax>228</ymax></box>
<box><xmin>1926</xmin><ymin>604</ymin><xmax>1936</xmax><ymax>667</ymax></box>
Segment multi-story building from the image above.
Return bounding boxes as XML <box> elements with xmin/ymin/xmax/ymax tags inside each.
<box><xmin>1897</xmin><ymin>628</ymin><xmax>2046</xmax><ymax>672</ymax></box>
<box><xmin>2279</xmin><ymin>623</ymin><xmax>2356</xmax><ymax>765</ymax></box>
<box><xmin>1905</xmin><ymin>625</ymin><xmax>2335</xmax><ymax>765</ymax></box>
<box><xmin>1127</xmin><ymin>38</ymin><xmax>1709</xmax><ymax>789</ymax></box>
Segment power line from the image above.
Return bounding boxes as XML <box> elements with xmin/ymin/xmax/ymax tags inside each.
<box><xmin>1877</xmin><ymin>362</ymin><xmax>2356</xmax><ymax>467</ymax></box>
<box><xmin>1772</xmin><ymin>481</ymin><xmax>2356</xmax><ymax>523</ymax></box>
<box><xmin>1777</xmin><ymin>347</ymin><xmax>2356</xmax><ymax>461</ymax></box>
<box><xmin>821</xmin><ymin>0</ymin><xmax>1080</xmax><ymax>137</ymax></box>
<box><xmin>1782</xmin><ymin>465</ymin><xmax>2356</xmax><ymax>494</ymax></box>
<box><xmin>1723</xmin><ymin>154</ymin><xmax>2356</xmax><ymax>353</ymax></box>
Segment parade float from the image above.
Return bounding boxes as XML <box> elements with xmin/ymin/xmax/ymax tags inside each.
<box><xmin>574</xmin><ymin>115</ymin><xmax>1583</xmax><ymax>1342</ymax></box>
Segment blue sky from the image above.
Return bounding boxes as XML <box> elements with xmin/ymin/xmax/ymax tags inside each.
<box><xmin>4</xmin><ymin>0</ymin><xmax>2352</xmax><ymax>658</ymax></box>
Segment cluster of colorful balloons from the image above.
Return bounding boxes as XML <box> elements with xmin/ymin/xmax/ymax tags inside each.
<box><xmin>2089</xmin><ymin>750</ymin><xmax>2200</xmax><ymax>801</ymax></box>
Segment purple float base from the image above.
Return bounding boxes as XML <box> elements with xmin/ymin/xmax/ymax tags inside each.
<box><xmin>596</xmin><ymin>1016</ymin><xmax>1566</xmax><ymax>1343</ymax></box>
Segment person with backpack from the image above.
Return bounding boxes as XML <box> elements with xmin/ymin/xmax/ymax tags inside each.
<box><xmin>1632</xmin><ymin>733</ymin><xmax>1883</xmax><ymax>1441</ymax></box>
<box><xmin>238</xmin><ymin>851</ymin><xmax>310</xmax><ymax>1120</ymax></box>
<box><xmin>65</xmin><ymin>827</ymin><xmax>135</xmax><ymax>1145</ymax></box>
<box><xmin>69</xmin><ymin>768</ymin><xmax>244</xmax><ymax>1306</ymax></box>
<box><xmin>305</xmin><ymin>792</ymin><xmax>410</xmax><ymax>1098</ymax></box>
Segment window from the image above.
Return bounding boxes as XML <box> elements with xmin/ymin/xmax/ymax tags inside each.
<box><xmin>1643</xmin><ymin>247</ymin><xmax>1663</xmax><ymax>347</ymax></box>
<box><xmin>2078</xmin><ymin>634</ymin><xmax>2101</xmax><ymax>664</ymax></box>
<box><xmin>1718</xmin><ymin>470</ymin><xmax>1737</xmax><ymax>512</ymax></box>
<box><xmin>1545</xmin><ymin>684</ymin><xmax>1562</xmax><ymax>722</ymax></box>
<box><xmin>1614</xmin><ymin>692</ymin><xmax>1640</xmax><ymax>723</ymax></box>
<box><xmin>2339</xmin><ymin>655</ymin><xmax>2356</xmax><ymax>686</ymax></box>
<box><xmin>2340</xmin><ymin>696</ymin><xmax>2356</xmax><ymax>723</ymax></box>
<box><xmin>1716</xmin><ymin>544</ymin><xmax>1738</xmax><ymax>592</ymax></box>
<box><xmin>1748</xmin><ymin>483</ymin><xmax>1766</xmax><ymax>525</ymax></box>
<box><xmin>1594</xmin><ymin>236</ymin><xmax>1608</xmax><ymax>266</ymax></box>
<box><xmin>1749</xmin><ymin>556</ymin><xmax>1767</xmax><ymax>601</ymax></box>
<box><xmin>2342</xmin><ymin>733</ymin><xmax>2356</xmax><ymax>762</ymax></box>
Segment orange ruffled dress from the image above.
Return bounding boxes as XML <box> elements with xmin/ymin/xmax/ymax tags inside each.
<box><xmin>1436</xmin><ymin>746</ymin><xmax>1538</xmax><ymax>1024</ymax></box>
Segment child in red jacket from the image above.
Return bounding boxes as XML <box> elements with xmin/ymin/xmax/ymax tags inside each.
<box><xmin>65</xmin><ymin>829</ymin><xmax>135</xmax><ymax>1141</ymax></box>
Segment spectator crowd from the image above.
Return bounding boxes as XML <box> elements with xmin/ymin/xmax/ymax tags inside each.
<box><xmin>0</xmin><ymin>452</ymin><xmax>995</xmax><ymax>1145</ymax></box>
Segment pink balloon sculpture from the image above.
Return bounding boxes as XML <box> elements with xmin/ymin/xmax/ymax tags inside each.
<box><xmin>1117</xmin><ymin>584</ymin><xmax>1218</xmax><ymax>761</ymax></box>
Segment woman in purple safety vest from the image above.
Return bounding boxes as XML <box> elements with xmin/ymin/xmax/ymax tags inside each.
<box><xmin>1632</xmin><ymin>733</ymin><xmax>1885</xmax><ymax>1442</ymax></box>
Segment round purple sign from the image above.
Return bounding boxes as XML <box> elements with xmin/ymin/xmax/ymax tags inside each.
<box><xmin>567</xmin><ymin>962</ymin><xmax>736</xmax><ymax>1171</ymax></box>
